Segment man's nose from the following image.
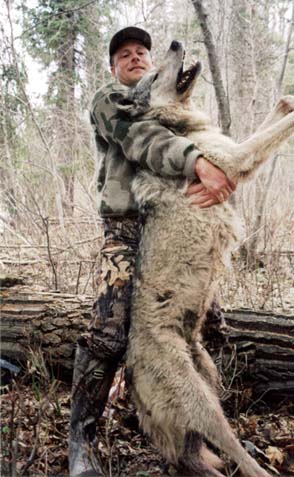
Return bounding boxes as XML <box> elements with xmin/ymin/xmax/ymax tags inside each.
<box><xmin>131</xmin><ymin>52</ymin><xmax>140</xmax><ymax>62</ymax></box>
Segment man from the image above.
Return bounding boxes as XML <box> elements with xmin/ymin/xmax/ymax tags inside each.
<box><xmin>69</xmin><ymin>26</ymin><xmax>235</xmax><ymax>477</ymax></box>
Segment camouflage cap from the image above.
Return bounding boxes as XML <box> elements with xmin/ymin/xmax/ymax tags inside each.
<box><xmin>109</xmin><ymin>27</ymin><xmax>152</xmax><ymax>63</ymax></box>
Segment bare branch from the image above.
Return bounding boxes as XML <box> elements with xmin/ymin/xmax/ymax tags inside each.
<box><xmin>4</xmin><ymin>0</ymin><xmax>65</xmax><ymax>225</ymax></box>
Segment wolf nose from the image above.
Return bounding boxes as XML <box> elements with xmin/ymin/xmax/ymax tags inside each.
<box><xmin>170</xmin><ymin>40</ymin><xmax>181</xmax><ymax>51</ymax></box>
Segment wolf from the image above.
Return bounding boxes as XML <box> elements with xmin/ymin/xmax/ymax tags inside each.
<box><xmin>111</xmin><ymin>41</ymin><xmax>294</xmax><ymax>477</ymax></box>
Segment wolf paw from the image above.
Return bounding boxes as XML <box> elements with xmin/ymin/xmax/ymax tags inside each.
<box><xmin>177</xmin><ymin>459</ymin><xmax>226</xmax><ymax>477</ymax></box>
<box><xmin>278</xmin><ymin>95</ymin><xmax>294</xmax><ymax>114</ymax></box>
<box><xmin>241</xmin><ymin>464</ymin><xmax>272</xmax><ymax>477</ymax></box>
<box><xmin>244</xmin><ymin>471</ymin><xmax>271</xmax><ymax>477</ymax></box>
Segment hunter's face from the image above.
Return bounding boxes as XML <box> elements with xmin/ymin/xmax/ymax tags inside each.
<box><xmin>111</xmin><ymin>40</ymin><xmax>153</xmax><ymax>86</ymax></box>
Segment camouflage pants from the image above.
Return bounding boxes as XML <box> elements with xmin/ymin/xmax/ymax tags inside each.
<box><xmin>86</xmin><ymin>217</ymin><xmax>141</xmax><ymax>362</ymax></box>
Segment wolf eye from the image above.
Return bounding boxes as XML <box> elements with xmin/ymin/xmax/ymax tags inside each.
<box><xmin>152</xmin><ymin>74</ymin><xmax>158</xmax><ymax>83</ymax></box>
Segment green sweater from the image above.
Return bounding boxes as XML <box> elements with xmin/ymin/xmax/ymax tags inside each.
<box><xmin>90</xmin><ymin>82</ymin><xmax>203</xmax><ymax>218</ymax></box>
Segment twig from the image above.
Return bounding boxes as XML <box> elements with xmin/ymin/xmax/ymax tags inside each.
<box><xmin>105</xmin><ymin>416</ymin><xmax>114</xmax><ymax>477</ymax></box>
<box><xmin>75</xmin><ymin>261</ymin><xmax>83</xmax><ymax>294</ymax></box>
<box><xmin>16</xmin><ymin>178</ymin><xmax>60</xmax><ymax>289</ymax></box>
<box><xmin>43</xmin><ymin>217</ymin><xmax>59</xmax><ymax>291</ymax></box>
<box><xmin>0</xmin><ymin>235</ymin><xmax>101</xmax><ymax>251</ymax></box>
<box><xmin>0</xmin><ymin>245</ymin><xmax>60</xmax><ymax>249</ymax></box>
<box><xmin>20</xmin><ymin>398</ymin><xmax>50</xmax><ymax>475</ymax></box>
<box><xmin>1</xmin><ymin>259</ymin><xmax>48</xmax><ymax>265</ymax></box>
<box><xmin>8</xmin><ymin>390</ymin><xmax>18</xmax><ymax>477</ymax></box>
<box><xmin>52</xmin><ymin>235</ymin><xmax>101</xmax><ymax>255</ymax></box>
<box><xmin>228</xmin><ymin>459</ymin><xmax>242</xmax><ymax>477</ymax></box>
<box><xmin>5</xmin><ymin>0</ymin><xmax>65</xmax><ymax>225</ymax></box>
<box><xmin>245</xmin><ymin>390</ymin><xmax>269</xmax><ymax>416</ymax></box>
<box><xmin>82</xmin><ymin>261</ymin><xmax>96</xmax><ymax>294</ymax></box>
<box><xmin>11</xmin><ymin>436</ymin><xmax>18</xmax><ymax>477</ymax></box>
<box><xmin>201</xmin><ymin>73</ymin><xmax>214</xmax><ymax>85</ymax></box>
<box><xmin>1</xmin><ymin>222</ymin><xmax>33</xmax><ymax>247</ymax></box>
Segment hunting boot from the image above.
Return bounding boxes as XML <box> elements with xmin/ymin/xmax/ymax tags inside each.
<box><xmin>69</xmin><ymin>337</ymin><xmax>117</xmax><ymax>477</ymax></box>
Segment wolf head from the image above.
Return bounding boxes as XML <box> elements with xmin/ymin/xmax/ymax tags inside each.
<box><xmin>110</xmin><ymin>41</ymin><xmax>202</xmax><ymax>117</ymax></box>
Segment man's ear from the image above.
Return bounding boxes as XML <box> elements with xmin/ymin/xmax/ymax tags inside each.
<box><xmin>109</xmin><ymin>92</ymin><xmax>136</xmax><ymax>115</ymax></box>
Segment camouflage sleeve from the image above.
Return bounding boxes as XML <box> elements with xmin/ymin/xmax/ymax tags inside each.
<box><xmin>91</xmin><ymin>83</ymin><xmax>203</xmax><ymax>179</ymax></box>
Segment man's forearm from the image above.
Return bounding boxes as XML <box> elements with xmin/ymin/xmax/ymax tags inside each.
<box><xmin>120</xmin><ymin>119</ymin><xmax>203</xmax><ymax>179</ymax></box>
<box><xmin>91</xmin><ymin>84</ymin><xmax>202</xmax><ymax>180</ymax></box>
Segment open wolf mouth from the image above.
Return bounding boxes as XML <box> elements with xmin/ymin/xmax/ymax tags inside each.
<box><xmin>176</xmin><ymin>60</ymin><xmax>201</xmax><ymax>94</ymax></box>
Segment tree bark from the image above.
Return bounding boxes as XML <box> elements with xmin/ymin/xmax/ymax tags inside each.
<box><xmin>55</xmin><ymin>4</ymin><xmax>76</xmax><ymax>214</ymax></box>
<box><xmin>1</xmin><ymin>286</ymin><xmax>293</xmax><ymax>396</ymax></box>
<box><xmin>191</xmin><ymin>0</ymin><xmax>231</xmax><ymax>135</ymax></box>
<box><xmin>0</xmin><ymin>286</ymin><xmax>93</xmax><ymax>375</ymax></box>
<box><xmin>216</xmin><ymin>309</ymin><xmax>294</xmax><ymax>396</ymax></box>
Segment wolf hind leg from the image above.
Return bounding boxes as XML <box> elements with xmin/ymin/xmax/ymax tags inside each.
<box><xmin>133</xmin><ymin>390</ymin><xmax>225</xmax><ymax>477</ymax></box>
<box><xmin>191</xmin><ymin>341</ymin><xmax>221</xmax><ymax>394</ymax></box>
<box><xmin>130</xmin><ymin>332</ymin><xmax>271</xmax><ymax>477</ymax></box>
<box><xmin>177</xmin><ymin>431</ymin><xmax>226</xmax><ymax>477</ymax></box>
<box><xmin>154</xmin><ymin>352</ymin><xmax>271</xmax><ymax>476</ymax></box>
<box><xmin>181</xmin><ymin>380</ymin><xmax>272</xmax><ymax>477</ymax></box>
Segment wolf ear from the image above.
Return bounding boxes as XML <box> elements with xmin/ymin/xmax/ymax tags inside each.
<box><xmin>109</xmin><ymin>92</ymin><xmax>136</xmax><ymax>115</ymax></box>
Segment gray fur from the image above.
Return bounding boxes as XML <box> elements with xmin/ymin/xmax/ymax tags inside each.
<box><xmin>126</xmin><ymin>42</ymin><xmax>294</xmax><ymax>477</ymax></box>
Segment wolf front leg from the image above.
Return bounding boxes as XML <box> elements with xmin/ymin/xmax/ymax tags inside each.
<box><xmin>237</xmin><ymin>95</ymin><xmax>294</xmax><ymax>176</ymax></box>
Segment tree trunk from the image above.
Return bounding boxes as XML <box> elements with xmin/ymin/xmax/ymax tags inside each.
<box><xmin>1</xmin><ymin>286</ymin><xmax>293</xmax><ymax>397</ymax></box>
<box><xmin>55</xmin><ymin>5</ymin><xmax>76</xmax><ymax>214</ymax></box>
<box><xmin>191</xmin><ymin>0</ymin><xmax>231</xmax><ymax>135</ymax></box>
<box><xmin>229</xmin><ymin>0</ymin><xmax>258</xmax><ymax>140</ymax></box>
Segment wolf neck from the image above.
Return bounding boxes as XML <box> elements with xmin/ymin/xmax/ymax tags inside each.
<box><xmin>145</xmin><ymin>103</ymin><xmax>212</xmax><ymax>135</ymax></box>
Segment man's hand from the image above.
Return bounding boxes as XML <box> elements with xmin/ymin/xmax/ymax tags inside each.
<box><xmin>186</xmin><ymin>156</ymin><xmax>236</xmax><ymax>208</ymax></box>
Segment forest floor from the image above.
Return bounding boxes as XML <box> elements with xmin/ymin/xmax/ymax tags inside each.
<box><xmin>1</xmin><ymin>372</ymin><xmax>294</xmax><ymax>477</ymax></box>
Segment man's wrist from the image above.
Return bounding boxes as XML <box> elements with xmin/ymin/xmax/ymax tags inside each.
<box><xmin>194</xmin><ymin>155</ymin><xmax>206</xmax><ymax>181</ymax></box>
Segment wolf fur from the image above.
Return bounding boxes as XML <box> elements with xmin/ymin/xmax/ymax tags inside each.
<box><xmin>112</xmin><ymin>41</ymin><xmax>294</xmax><ymax>477</ymax></box>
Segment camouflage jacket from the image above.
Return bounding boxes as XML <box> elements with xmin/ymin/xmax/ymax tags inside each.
<box><xmin>90</xmin><ymin>82</ymin><xmax>203</xmax><ymax>218</ymax></box>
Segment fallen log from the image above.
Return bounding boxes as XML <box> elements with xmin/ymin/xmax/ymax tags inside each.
<box><xmin>217</xmin><ymin>309</ymin><xmax>294</xmax><ymax>398</ymax></box>
<box><xmin>1</xmin><ymin>285</ymin><xmax>293</xmax><ymax>397</ymax></box>
<box><xmin>0</xmin><ymin>285</ymin><xmax>93</xmax><ymax>375</ymax></box>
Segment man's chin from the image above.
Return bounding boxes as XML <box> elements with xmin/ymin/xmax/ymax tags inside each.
<box><xmin>127</xmin><ymin>71</ymin><xmax>146</xmax><ymax>85</ymax></box>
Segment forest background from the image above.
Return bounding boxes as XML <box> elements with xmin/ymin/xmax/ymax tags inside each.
<box><xmin>0</xmin><ymin>0</ymin><xmax>294</xmax><ymax>476</ymax></box>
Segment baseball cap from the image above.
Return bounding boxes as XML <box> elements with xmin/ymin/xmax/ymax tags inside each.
<box><xmin>109</xmin><ymin>26</ymin><xmax>152</xmax><ymax>64</ymax></box>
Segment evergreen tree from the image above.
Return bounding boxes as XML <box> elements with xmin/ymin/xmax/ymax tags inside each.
<box><xmin>21</xmin><ymin>0</ymin><xmax>119</xmax><ymax>212</ymax></box>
